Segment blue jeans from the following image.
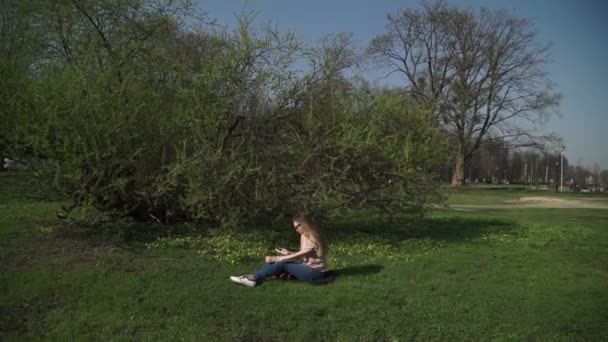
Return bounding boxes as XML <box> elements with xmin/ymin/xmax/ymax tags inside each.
<box><xmin>254</xmin><ymin>262</ymin><xmax>324</xmax><ymax>284</ymax></box>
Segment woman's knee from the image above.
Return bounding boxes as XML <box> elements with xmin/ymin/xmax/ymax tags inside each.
<box><xmin>270</xmin><ymin>261</ymin><xmax>287</xmax><ymax>271</ymax></box>
<box><xmin>284</xmin><ymin>264</ymin><xmax>316</xmax><ymax>281</ymax></box>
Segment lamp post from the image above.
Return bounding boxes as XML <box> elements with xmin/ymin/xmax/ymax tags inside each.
<box><xmin>560</xmin><ymin>145</ymin><xmax>565</xmax><ymax>192</ymax></box>
<box><xmin>555</xmin><ymin>161</ymin><xmax>559</xmax><ymax>193</ymax></box>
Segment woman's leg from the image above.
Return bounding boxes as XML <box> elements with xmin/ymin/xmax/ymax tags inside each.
<box><xmin>253</xmin><ymin>262</ymin><xmax>324</xmax><ymax>284</ymax></box>
<box><xmin>284</xmin><ymin>263</ymin><xmax>324</xmax><ymax>282</ymax></box>
<box><xmin>253</xmin><ymin>262</ymin><xmax>287</xmax><ymax>284</ymax></box>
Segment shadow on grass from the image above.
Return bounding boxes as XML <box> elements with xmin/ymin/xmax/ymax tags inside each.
<box><xmin>0</xmin><ymin>172</ymin><xmax>67</xmax><ymax>202</ymax></box>
<box><xmin>55</xmin><ymin>214</ymin><xmax>519</xmax><ymax>251</ymax></box>
<box><xmin>3</xmin><ymin>173</ymin><xmax>518</xmax><ymax>246</ymax></box>
<box><xmin>328</xmin><ymin>214</ymin><xmax>519</xmax><ymax>244</ymax></box>
<box><xmin>332</xmin><ymin>264</ymin><xmax>384</xmax><ymax>277</ymax></box>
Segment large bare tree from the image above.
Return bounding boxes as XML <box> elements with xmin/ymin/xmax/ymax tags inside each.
<box><xmin>368</xmin><ymin>1</ymin><xmax>561</xmax><ymax>186</ymax></box>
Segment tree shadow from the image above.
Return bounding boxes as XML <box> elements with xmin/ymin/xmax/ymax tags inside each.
<box><xmin>328</xmin><ymin>214</ymin><xmax>519</xmax><ymax>244</ymax></box>
<box><xmin>331</xmin><ymin>264</ymin><xmax>384</xmax><ymax>277</ymax></box>
<box><xmin>74</xmin><ymin>214</ymin><xmax>518</xmax><ymax>253</ymax></box>
<box><xmin>45</xmin><ymin>209</ymin><xmax>520</xmax><ymax>259</ymax></box>
<box><xmin>306</xmin><ymin>264</ymin><xmax>383</xmax><ymax>285</ymax></box>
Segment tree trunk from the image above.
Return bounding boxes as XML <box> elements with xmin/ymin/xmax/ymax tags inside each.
<box><xmin>451</xmin><ymin>153</ymin><xmax>465</xmax><ymax>187</ymax></box>
<box><xmin>0</xmin><ymin>155</ymin><xmax>6</xmax><ymax>172</ymax></box>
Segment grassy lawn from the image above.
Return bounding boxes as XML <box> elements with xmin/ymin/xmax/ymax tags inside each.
<box><xmin>446</xmin><ymin>185</ymin><xmax>608</xmax><ymax>205</ymax></box>
<box><xmin>1</xmin><ymin>173</ymin><xmax>607</xmax><ymax>340</ymax></box>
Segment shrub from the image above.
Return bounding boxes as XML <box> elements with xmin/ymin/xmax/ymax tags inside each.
<box><xmin>1</xmin><ymin>0</ymin><xmax>447</xmax><ymax>229</ymax></box>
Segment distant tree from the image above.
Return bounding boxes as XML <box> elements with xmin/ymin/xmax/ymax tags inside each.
<box><xmin>510</xmin><ymin>150</ymin><xmax>523</xmax><ymax>182</ymax></box>
<box><xmin>571</xmin><ymin>162</ymin><xmax>591</xmax><ymax>189</ymax></box>
<box><xmin>600</xmin><ymin>170</ymin><xmax>608</xmax><ymax>189</ymax></box>
<box><xmin>593</xmin><ymin>163</ymin><xmax>601</xmax><ymax>187</ymax></box>
<box><xmin>368</xmin><ymin>1</ymin><xmax>561</xmax><ymax>186</ymax></box>
<box><xmin>0</xmin><ymin>0</ymin><xmax>40</xmax><ymax>165</ymax></box>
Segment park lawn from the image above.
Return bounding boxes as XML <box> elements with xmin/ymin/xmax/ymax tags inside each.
<box><xmin>445</xmin><ymin>187</ymin><xmax>524</xmax><ymax>205</ymax></box>
<box><xmin>446</xmin><ymin>185</ymin><xmax>608</xmax><ymax>205</ymax></box>
<box><xmin>1</xmin><ymin>173</ymin><xmax>607</xmax><ymax>340</ymax></box>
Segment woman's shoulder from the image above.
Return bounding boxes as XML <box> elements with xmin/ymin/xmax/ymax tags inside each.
<box><xmin>301</xmin><ymin>234</ymin><xmax>316</xmax><ymax>248</ymax></box>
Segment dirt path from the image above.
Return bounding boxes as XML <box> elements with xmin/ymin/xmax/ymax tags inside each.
<box><xmin>451</xmin><ymin>196</ymin><xmax>608</xmax><ymax>209</ymax></box>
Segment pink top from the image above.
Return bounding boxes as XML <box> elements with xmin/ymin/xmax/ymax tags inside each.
<box><xmin>300</xmin><ymin>234</ymin><xmax>327</xmax><ymax>271</ymax></box>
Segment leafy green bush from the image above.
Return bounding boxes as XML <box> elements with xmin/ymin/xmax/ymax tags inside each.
<box><xmin>2</xmin><ymin>0</ymin><xmax>448</xmax><ymax>230</ymax></box>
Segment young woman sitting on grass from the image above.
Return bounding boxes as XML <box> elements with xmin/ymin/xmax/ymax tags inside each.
<box><xmin>230</xmin><ymin>212</ymin><xmax>329</xmax><ymax>287</ymax></box>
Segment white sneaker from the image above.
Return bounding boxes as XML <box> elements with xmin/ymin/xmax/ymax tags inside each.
<box><xmin>230</xmin><ymin>275</ymin><xmax>256</xmax><ymax>287</ymax></box>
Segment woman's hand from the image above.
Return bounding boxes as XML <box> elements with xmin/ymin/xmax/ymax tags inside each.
<box><xmin>275</xmin><ymin>247</ymin><xmax>290</xmax><ymax>255</ymax></box>
<box><xmin>265</xmin><ymin>256</ymin><xmax>280</xmax><ymax>263</ymax></box>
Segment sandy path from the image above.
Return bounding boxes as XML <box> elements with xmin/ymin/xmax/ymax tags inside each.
<box><xmin>451</xmin><ymin>196</ymin><xmax>608</xmax><ymax>209</ymax></box>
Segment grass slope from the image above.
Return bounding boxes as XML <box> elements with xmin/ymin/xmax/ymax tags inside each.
<box><xmin>1</xmin><ymin>173</ymin><xmax>607</xmax><ymax>340</ymax></box>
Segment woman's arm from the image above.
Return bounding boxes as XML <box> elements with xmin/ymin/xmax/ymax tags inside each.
<box><xmin>274</xmin><ymin>247</ymin><xmax>314</xmax><ymax>263</ymax></box>
<box><xmin>275</xmin><ymin>247</ymin><xmax>293</xmax><ymax>255</ymax></box>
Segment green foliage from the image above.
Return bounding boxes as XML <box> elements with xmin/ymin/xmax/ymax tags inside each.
<box><xmin>145</xmin><ymin>231</ymin><xmax>276</xmax><ymax>264</ymax></box>
<box><xmin>2</xmin><ymin>0</ymin><xmax>447</xmax><ymax>229</ymax></box>
<box><xmin>145</xmin><ymin>235</ymin><xmax>205</xmax><ymax>249</ymax></box>
<box><xmin>142</xmin><ymin>225</ymin><xmax>448</xmax><ymax>267</ymax></box>
<box><xmin>198</xmin><ymin>232</ymin><xmax>272</xmax><ymax>264</ymax></box>
<box><xmin>330</xmin><ymin>236</ymin><xmax>447</xmax><ymax>266</ymax></box>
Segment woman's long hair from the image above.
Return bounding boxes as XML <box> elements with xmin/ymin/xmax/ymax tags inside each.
<box><xmin>293</xmin><ymin>212</ymin><xmax>328</xmax><ymax>258</ymax></box>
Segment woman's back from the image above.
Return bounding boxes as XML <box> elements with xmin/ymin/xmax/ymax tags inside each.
<box><xmin>301</xmin><ymin>234</ymin><xmax>327</xmax><ymax>271</ymax></box>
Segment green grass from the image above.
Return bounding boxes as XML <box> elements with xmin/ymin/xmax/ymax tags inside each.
<box><xmin>2</xmin><ymin>173</ymin><xmax>608</xmax><ymax>340</ymax></box>
<box><xmin>446</xmin><ymin>185</ymin><xmax>608</xmax><ymax>205</ymax></box>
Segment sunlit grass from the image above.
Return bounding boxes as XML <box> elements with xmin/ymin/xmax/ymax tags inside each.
<box><xmin>1</xmin><ymin>173</ymin><xmax>607</xmax><ymax>340</ymax></box>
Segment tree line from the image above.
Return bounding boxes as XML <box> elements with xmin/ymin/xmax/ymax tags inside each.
<box><xmin>444</xmin><ymin>141</ymin><xmax>608</xmax><ymax>191</ymax></box>
<box><xmin>0</xmin><ymin>0</ymin><xmax>578</xmax><ymax>227</ymax></box>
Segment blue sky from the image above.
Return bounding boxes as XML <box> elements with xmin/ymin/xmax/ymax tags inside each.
<box><xmin>198</xmin><ymin>0</ymin><xmax>608</xmax><ymax>169</ymax></box>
